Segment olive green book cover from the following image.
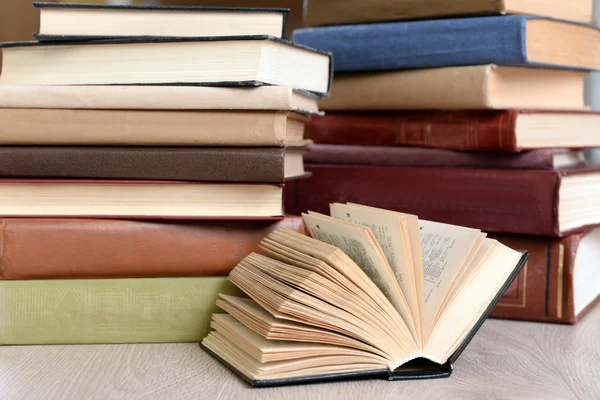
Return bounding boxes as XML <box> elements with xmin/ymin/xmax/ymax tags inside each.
<box><xmin>0</xmin><ymin>277</ymin><xmax>240</xmax><ymax>345</ymax></box>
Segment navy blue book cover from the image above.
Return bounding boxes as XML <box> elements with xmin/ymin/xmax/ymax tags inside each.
<box><xmin>292</xmin><ymin>16</ymin><xmax>598</xmax><ymax>73</ymax></box>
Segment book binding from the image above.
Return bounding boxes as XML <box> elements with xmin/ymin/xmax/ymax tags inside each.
<box><xmin>202</xmin><ymin>253</ymin><xmax>529</xmax><ymax>387</ymax></box>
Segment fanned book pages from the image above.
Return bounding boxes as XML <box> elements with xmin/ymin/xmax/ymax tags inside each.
<box><xmin>201</xmin><ymin>204</ymin><xmax>528</xmax><ymax>386</ymax></box>
<box><xmin>33</xmin><ymin>2</ymin><xmax>289</xmax><ymax>39</ymax></box>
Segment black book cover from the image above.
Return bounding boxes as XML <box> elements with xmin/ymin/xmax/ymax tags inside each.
<box><xmin>201</xmin><ymin>252</ymin><xmax>529</xmax><ymax>387</ymax></box>
<box><xmin>33</xmin><ymin>1</ymin><xmax>290</xmax><ymax>40</ymax></box>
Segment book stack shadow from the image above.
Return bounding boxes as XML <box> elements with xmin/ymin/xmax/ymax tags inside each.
<box><xmin>0</xmin><ymin>2</ymin><xmax>332</xmax><ymax>345</ymax></box>
<box><xmin>290</xmin><ymin>0</ymin><xmax>600</xmax><ymax>324</ymax></box>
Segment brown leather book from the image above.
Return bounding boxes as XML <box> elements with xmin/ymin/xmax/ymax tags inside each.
<box><xmin>0</xmin><ymin>146</ymin><xmax>306</xmax><ymax>182</ymax></box>
<box><xmin>306</xmin><ymin>111</ymin><xmax>600</xmax><ymax>152</ymax></box>
<box><xmin>490</xmin><ymin>230</ymin><xmax>600</xmax><ymax>324</ymax></box>
<box><xmin>0</xmin><ymin>217</ymin><xmax>305</xmax><ymax>280</ymax></box>
<box><xmin>305</xmin><ymin>0</ymin><xmax>592</xmax><ymax>27</ymax></box>
<box><xmin>285</xmin><ymin>164</ymin><xmax>600</xmax><ymax>237</ymax></box>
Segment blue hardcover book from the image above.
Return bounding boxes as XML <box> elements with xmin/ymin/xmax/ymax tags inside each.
<box><xmin>292</xmin><ymin>16</ymin><xmax>600</xmax><ymax>73</ymax></box>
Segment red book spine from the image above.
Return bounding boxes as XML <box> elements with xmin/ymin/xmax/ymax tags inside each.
<box><xmin>285</xmin><ymin>164</ymin><xmax>562</xmax><ymax>236</ymax></box>
<box><xmin>306</xmin><ymin>111</ymin><xmax>519</xmax><ymax>152</ymax></box>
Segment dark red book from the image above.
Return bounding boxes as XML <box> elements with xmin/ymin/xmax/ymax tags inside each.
<box><xmin>306</xmin><ymin>111</ymin><xmax>600</xmax><ymax>152</ymax></box>
<box><xmin>304</xmin><ymin>144</ymin><xmax>586</xmax><ymax>170</ymax></box>
<box><xmin>285</xmin><ymin>164</ymin><xmax>600</xmax><ymax>237</ymax></box>
<box><xmin>0</xmin><ymin>179</ymin><xmax>284</xmax><ymax>220</ymax></box>
<box><xmin>490</xmin><ymin>230</ymin><xmax>600</xmax><ymax>324</ymax></box>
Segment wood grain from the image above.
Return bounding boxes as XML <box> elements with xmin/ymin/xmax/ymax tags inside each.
<box><xmin>1</xmin><ymin>307</ymin><xmax>599</xmax><ymax>400</ymax></box>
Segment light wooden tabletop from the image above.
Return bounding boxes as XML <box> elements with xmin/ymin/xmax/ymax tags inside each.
<box><xmin>1</xmin><ymin>307</ymin><xmax>599</xmax><ymax>400</ymax></box>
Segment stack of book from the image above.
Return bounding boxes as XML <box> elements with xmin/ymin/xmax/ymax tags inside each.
<box><xmin>290</xmin><ymin>0</ymin><xmax>600</xmax><ymax>324</ymax></box>
<box><xmin>0</xmin><ymin>2</ymin><xmax>331</xmax><ymax>345</ymax></box>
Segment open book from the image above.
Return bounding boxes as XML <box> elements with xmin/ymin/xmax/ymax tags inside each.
<box><xmin>202</xmin><ymin>204</ymin><xmax>528</xmax><ymax>386</ymax></box>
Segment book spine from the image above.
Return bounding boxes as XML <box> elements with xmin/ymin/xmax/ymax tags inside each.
<box><xmin>0</xmin><ymin>217</ymin><xmax>306</xmax><ymax>280</ymax></box>
<box><xmin>304</xmin><ymin>144</ymin><xmax>558</xmax><ymax>170</ymax></box>
<box><xmin>286</xmin><ymin>164</ymin><xmax>561</xmax><ymax>236</ymax></box>
<box><xmin>306</xmin><ymin>0</ymin><xmax>505</xmax><ymax>27</ymax></box>
<box><xmin>0</xmin><ymin>86</ymin><xmax>298</xmax><ymax>111</ymax></box>
<box><xmin>489</xmin><ymin>235</ymin><xmax>579</xmax><ymax>324</ymax></box>
<box><xmin>0</xmin><ymin>277</ymin><xmax>241</xmax><ymax>345</ymax></box>
<box><xmin>0</xmin><ymin>109</ymin><xmax>292</xmax><ymax>146</ymax></box>
<box><xmin>293</xmin><ymin>16</ymin><xmax>527</xmax><ymax>72</ymax></box>
<box><xmin>306</xmin><ymin>112</ymin><xmax>520</xmax><ymax>151</ymax></box>
<box><xmin>0</xmin><ymin>147</ymin><xmax>286</xmax><ymax>183</ymax></box>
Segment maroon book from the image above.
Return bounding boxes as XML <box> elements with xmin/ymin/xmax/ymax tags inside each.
<box><xmin>285</xmin><ymin>164</ymin><xmax>600</xmax><ymax>237</ymax></box>
<box><xmin>306</xmin><ymin>110</ymin><xmax>600</xmax><ymax>152</ymax></box>
<box><xmin>304</xmin><ymin>144</ymin><xmax>585</xmax><ymax>170</ymax></box>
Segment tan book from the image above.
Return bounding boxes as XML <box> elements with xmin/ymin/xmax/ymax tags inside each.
<box><xmin>0</xmin><ymin>86</ymin><xmax>319</xmax><ymax>113</ymax></box>
<box><xmin>0</xmin><ymin>109</ymin><xmax>308</xmax><ymax>147</ymax></box>
<box><xmin>35</xmin><ymin>2</ymin><xmax>288</xmax><ymax>39</ymax></box>
<box><xmin>320</xmin><ymin>65</ymin><xmax>587</xmax><ymax>111</ymax></box>
<box><xmin>201</xmin><ymin>204</ymin><xmax>527</xmax><ymax>386</ymax></box>
<box><xmin>306</xmin><ymin>0</ymin><xmax>592</xmax><ymax>27</ymax></box>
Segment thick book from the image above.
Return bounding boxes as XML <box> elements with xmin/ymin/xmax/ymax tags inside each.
<box><xmin>306</xmin><ymin>111</ymin><xmax>600</xmax><ymax>152</ymax></box>
<box><xmin>0</xmin><ymin>37</ymin><xmax>333</xmax><ymax>96</ymax></box>
<box><xmin>306</xmin><ymin>0</ymin><xmax>592</xmax><ymax>27</ymax></box>
<box><xmin>304</xmin><ymin>145</ymin><xmax>586</xmax><ymax>171</ymax></box>
<box><xmin>0</xmin><ymin>180</ymin><xmax>284</xmax><ymax>219</ymax></box>
<box><xmin>490</xmin><ymin>229</ymin><xmax>600</xmax><ymax>324</ymax></box>
<box><xmin>285</xmin><ymin>165</ymin><xmax>600</xmax><ymax>237</ymax></box>
<box><xmin>0</xmin><ymin>110</ymin><xmax>309</xmax><ymax>147</ymax></box>
<box><xmin>201</xmin><ymin>205</ymin><xmax>528</xmax><ymax>386</ymax></box>
<box><xmin>34</xmin><ymin>2</ymin><xmax>289</xmax><ymax>39</ymax></box>
<box><xmin>0</xmin><ymin>217</ymin><xmax>305</xmax><ymax>280</ymax></box>
<box><xmin>318</xmin><ymin>66</ymin><xmax>586</xmax><ymax>111</ymax></box>
<box><xmin>0</xmin><ymin>277</ymin><xmax>241</xmax><ymax>345</ymax></box>
<box><xmin>0</xmin><ymin>147</ymin><xmax>307</xmax><ymax>182</ymax></box>
<box><xmin>0</xmin><ymin>86</ymin><xmax>320</xmax><ymax>114</ymax></box>
<box><xmin>292</xmin><ymin>16</ymin><xmax>600</xmax><ymax>72</ymax></box>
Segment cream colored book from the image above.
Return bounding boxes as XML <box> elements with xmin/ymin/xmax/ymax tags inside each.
<box><xmin>201</xmin><ymin>204</ymin><xmax>528</xmax><ymax>386</ymax></box>
<box><xmin>0</xmin><ymin>109</ymin><xmax>309</xmax><ymax>147</ymax></box>
<box><xmin>306</xmin><ymin>0</ymin><xmax>592</xmax><ymax>27</ymax></box>
<box><xmin>35</xmin><ymin>2</ymin><xmax>288</xmax><ymax>39</ymax></box>
<box><xmin>0</xmin><ymin>86</ymin><xmax>320</xmax><ymax>114</ymax></box>
<box><xmin>0</xmin><ymin>38</ymin><xmax>332</xmax><ymax>96</ymax></box>
<box><xmin>320</xmin><ymin>65</ymin><xmax>587</xmax><ymax>111</ymax></box>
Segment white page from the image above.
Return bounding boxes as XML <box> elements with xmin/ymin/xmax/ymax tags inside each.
<box><xmin>419</xmin><ymin>220</ymin><xmax>481</xmax><ymax>336</ymax></box>
<box><xmin>330</xmin><ymin>203</ymin><xmax>421</xmax><ymax>343</ymax></box>
<box><xmin>303</xmin><ymin>212</ymin><xmax>417</xmax><ymax>338</ymax></box>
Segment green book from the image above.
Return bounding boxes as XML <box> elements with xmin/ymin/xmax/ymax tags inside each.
<box><xmin>0</xmin><ymin>277</ymin><xmax>240</xmax><ymax>345</ymax></box>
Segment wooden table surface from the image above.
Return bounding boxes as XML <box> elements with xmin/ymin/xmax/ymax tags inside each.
<box><xmin>1</xmin><ymin>307</ymin><xmax>599</xmax><ymax>400</ymax></box>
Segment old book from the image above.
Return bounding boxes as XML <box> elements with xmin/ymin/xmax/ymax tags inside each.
<box><xmin>0</xmin><ymin>277</ymin><xmax>241</xmax><ymax>345</ymax></box>
<box><xmin>0</xmin><ymin>86</ymin><xmax>320</xmax><ymax>113</ymax></box>
<box><xmin>293</xmin><ymin>16</ymin><xmax>600</xmax><ymax>72</ymax></box>
<box><xmin>0</xmin><ymin>180</ymin><xmax>283</xmax><ymax>219</ymax></box>
<box><xmin>0</xmin><ymin>217</ymin><xmax>305</xmax><ymax>280</ymax></box>
<box><xmin>306</xmin><ymin>0</ymin><xmax>592</xmax><ymax>27</ymax></box>
<box><xmin>305</xmin><ymin>111</ymin><xmax>600</xmax><ymax>151</ymax></box>
<box><xmin>0</xmin><ymin>37</ymin><xmax>332</xmax><ymax>96</ymax></box>
<box><xmin>34</xmin><ymin>2</ymin><xmax>289</xmax><ymax>39</ymax></box>
<box><xmin>0</xmin><ymin>110</ymin><xmax>308</xmax><ymax>147</ymax></box>
<box><xmin>285</xmin><ymin>165</ymin><xmax>600</xmax><ymax>237</ymax></box>
<box><xmin>490</xmin><ymin>229</ymin><xmax>600</xmax><ymax>324</ymax></box>
<box><xmin>305</xmin><ymin>145</ymin><xmax>586</xmax><ymax>171</ymax></box>
<box><xmin>0</xmin><ymin>147</ymin><xmax>307</xmax><ymax>182</ymax></box>
<box><xmin>201</xmin><ymin>205</ymin><xmax>527</xmax><ymax>386</ymax></box>
<box><xmin>318</xmin><ymin>66</ymin><xmax>586</xmax><ymax>111</ymax></box>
